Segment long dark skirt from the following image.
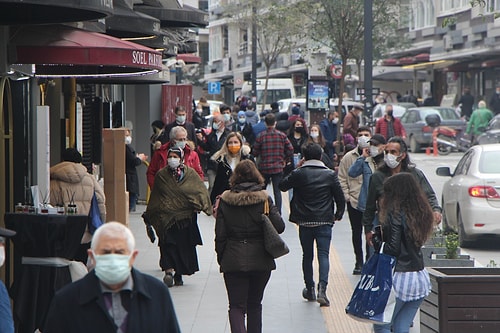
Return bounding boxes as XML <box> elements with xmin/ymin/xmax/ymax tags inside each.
<box><xmin>159</xmin><ymin>213</ymin><xmax>203</xmax><ymax>275</ymax></box>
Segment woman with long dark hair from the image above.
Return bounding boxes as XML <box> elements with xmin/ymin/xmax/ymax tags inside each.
<box><xmin>373</xmin><ymin>173</ymin><xmax>434</xmax><ymax>333</ymax></box>
<box><xmin>215</xmin><ymin>160</ymin><xmax>285</xmax><ymax>333</ymax></box>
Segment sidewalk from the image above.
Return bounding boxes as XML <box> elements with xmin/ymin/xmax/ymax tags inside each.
<box><xmin>128</xmin><ymin>200</ymin><xmax>411</xmax><ymax>333</ymax></box>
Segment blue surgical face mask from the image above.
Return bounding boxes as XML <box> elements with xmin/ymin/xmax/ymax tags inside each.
<box><xmin>223</xmin><ymin>113</ymin><xmax>231</xmax><ymax>122</ymax></box>
<box><xmin>174</xmin><ymin>140</ymin><xmax>186</xmax><ymax>150</ymax></box>
<box><xmin>212</xmin><ymin>122</ymin><xmax>220</xmax><ymax>130</ymax></box>
<box><xmin>93</xmin><ymin>253</ymin><xmax>131</xmax><ymax>285</ymax></box>
<box><xmin>238</xmin><ymin>117</ymin><xmax>246</xmax><ymax>124</ymax></box>
<box><xmin>176</xmin><ymin>115</ymin><xmax>186</xmax><ymax>124</ymax></box>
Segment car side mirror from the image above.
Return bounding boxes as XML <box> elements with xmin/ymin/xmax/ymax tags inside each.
<box><xmin>436</xmin><ymin>166</ymin><xmax>452</xmax><ymax>177</ymax></box>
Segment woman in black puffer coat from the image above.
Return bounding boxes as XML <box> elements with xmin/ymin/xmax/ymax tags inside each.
<box><xmin>215</xmin><ymin>160</ymin><xmax>285</xmax><ymax>333</ymax></box>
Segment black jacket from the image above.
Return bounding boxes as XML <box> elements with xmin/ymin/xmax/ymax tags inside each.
<box><xmin>279</xmin><ymin>160</ymin><xmax>345</xmax><ymax>225</ymax></box>
<box><xmin>361</xmin><ymin>166</ymin><xmax>441</xmax><ymax>233</ymax></box>
<box><xmin>233</xmin><ymin>121</ymin><xmax>256</xmax><ymax>145</ymax></box>
<box><xmin>44</xmin><ymin>269</ymin><xmax>181</xmax><ymax>333</ymax></box>
<box><xmin>215</xmin><ymin>184</ymin><xmax>285</xmax><ymax>272</ymax></box>
<box><xmin>125</xmin><ymin>144</ymin><xmax>142</xmax><ymax>194</ymax></box>
<box><xmin>210</xmin><ymin>153</ymin><xmax>254</xmax><ymax>203</ymax></box>
<box><xmin>198</xmin><ymin>129</ymin><xmax>231</xmax><ymax>171</ymax></box>
<box><xmin>378</xmin><ymin>213</ymin><xmax>424</xmax><ymax>272</ymax></box>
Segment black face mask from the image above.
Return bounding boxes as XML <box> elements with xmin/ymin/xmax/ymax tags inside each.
<box><xmin>295</xmin><ymin>127</ymin><xmax>305</xmax><ymax>134</ymax></box>
<box><xmin>387</xmin><ymin>110</ymin><xmax>393</xmax><ymax>117</ymax></box>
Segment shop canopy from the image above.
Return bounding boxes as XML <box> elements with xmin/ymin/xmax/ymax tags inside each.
<box><xmin>8</xmin><ymin>25</ymin><xmax>163</xmax><ymax>78</ymax></box>
<box><xmin>0</xmin><ymin>0</ymin><xmax>113</xmax><ymax>25</ymax></box>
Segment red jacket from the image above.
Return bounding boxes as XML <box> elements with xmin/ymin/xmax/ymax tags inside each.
<box><xmin>147</xmin><ymin>142</ymin><xmax>204</xmax><ymax>189</ymax></box>
<box><xmin>375</xmin><ymin>116</ymin><xmax>406</xmax><ymax>140</ymax></box>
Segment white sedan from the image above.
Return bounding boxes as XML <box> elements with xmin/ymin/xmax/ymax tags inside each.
<box><xmin>436</xmin><ymin>144</ymin><xmax>500</xmax><ymax>247</ymax></box>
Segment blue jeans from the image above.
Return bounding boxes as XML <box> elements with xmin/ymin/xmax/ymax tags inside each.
<box><xmin>299</xmin><ymin>224</ymin><xmax>332</xmax><ymax>288</ymax></box>
<box><xmin>262</xmin><ymin>172</ymin><xmax>283</xmax><ymax>214</ymax></box>
<box><xmin>373</xmin><ymin>297</ymin><xmax>424</xmax><ymax>333</ymax></box>
<box><xmin>129</xmin><ymin>192</ymin><xmax>138</xmax><ymax>212</ymax></box>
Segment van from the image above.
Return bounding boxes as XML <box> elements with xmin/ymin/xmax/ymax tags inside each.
<box><xmin>241</xmin><ymin>78</ymin><xmax>296</xmax><ymax>111</ymax></box>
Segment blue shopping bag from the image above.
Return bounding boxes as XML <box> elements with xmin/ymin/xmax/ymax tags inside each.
<box><xmin>345</xmin><ymin>247</ymin><xmax>396</xmax><ymax>324</ymax></box>
<box><xmin>88</xmin><ymin>193</ymin><xmax>103</xmax><ymax>234</ymax></box>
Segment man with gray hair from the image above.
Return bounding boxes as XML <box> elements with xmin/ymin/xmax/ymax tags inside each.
<box><xmin>44</xmin><ymin>222</ymin><xmax>181</xmax><ymax>332</ymax></box>
<box><xmin>147</xmin><ymin>125</ymin><xmax>204</xmax><ymax>189</ymax></box>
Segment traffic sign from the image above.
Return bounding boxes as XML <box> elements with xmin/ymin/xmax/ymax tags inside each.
<box><xmin>208</xmin><ymin>81</ymin><xmax>221</xmax><ymax>95</ymax></box>
<box><xmin>330</xmin><ymin>64</ymin><xmax>342</xmax><ymax>79</ymax></box>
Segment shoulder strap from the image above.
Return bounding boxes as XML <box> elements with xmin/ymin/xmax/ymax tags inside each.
<box><xmin>263</xmin><ymin>198</ymin><xmax>269</xmax><ymax>215</ymax></box>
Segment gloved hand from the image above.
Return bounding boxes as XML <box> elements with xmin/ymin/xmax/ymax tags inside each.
<box><xmin>146</xmin><ymin>224</ymin><xmax>156</xmax><ymax>243</ymax></box>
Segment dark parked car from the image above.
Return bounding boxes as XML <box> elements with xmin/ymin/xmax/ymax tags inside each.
<box><xmin>436</xmin><ymin>144</ymin><xmax>500</xmax><ymax>247</ymax></box>
<box><xmin>476</xmin><ymin>114</ymin><xmax>500</xmax><ymax>145</ymax></box>
<box><xmin>400</xmin><ymin>107</ymin><xmax>466</xmax><ymax>152</ymax></box>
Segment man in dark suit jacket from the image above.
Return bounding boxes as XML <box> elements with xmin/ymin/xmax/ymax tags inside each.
<box><xmin>159</xmin><ymin>105</ymin><xmax>197</xmax><ymax>144</ymax></box>
<box><xmin>44</xmin><ymin>222</ymin><xmax>181</xmax><ymax>333</ymax></box>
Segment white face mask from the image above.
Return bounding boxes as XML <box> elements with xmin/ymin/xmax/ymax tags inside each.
<box><xmin>358</xmin><ymin>136</ymin><xmax>370</xmax><ymax>148</ymax></box>
<box><xmin>370</xmin><ymin>146</ymin><xmax>380</xmax><ymax>157</ymax></box>
<box><xmin>332</xmin><ymin>118</ymin><xmax>339</xmax><ymax>124</ymax></box>
<box><xmin>384</xmin><ymin>153</ymin><xmax>401</xmax><ymax>169</ymax></box>
<box><xmin>0</xmin><ymin>246</ymin><xmax>4</xmax><ymax>267</ymax></box>
<box><xmin>93</xmin><ymin>253</ymin><xmax>131</xmax><ymax>286</ymax></box>
<box><xmin>174</xmin><ymin>140</ymin><xmax>186</xmax><ymax>150</ymax></box>
<box><xmin>223</xmin><ymin>114</ymin><xmax>231</xmax><ymax>122</ymax></box>
<box><xmin>125</xmin><ymin>136</ymin><xmax>132</xmax><ymax>145</ymax></box>
<box><xmin>310</xmin><ymin>132</ymin><xmax>319</xmax><ymax>139</ymax></box>
<box><xmin>168</xmin><ymin>157</ymin><xmax>181</xmax><ymax>169</ymax></box>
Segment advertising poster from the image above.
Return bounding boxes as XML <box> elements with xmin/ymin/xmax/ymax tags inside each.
<box><xmin>307</xmin><ymin>80</ymin><xmax>329</xmax><ymax>111</ymax></box>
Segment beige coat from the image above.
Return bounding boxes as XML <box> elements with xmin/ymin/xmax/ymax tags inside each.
<box><xmin>338</xmin><ymin>148</ymin><xmax>363</xmax><ymax>209</ymax></box>
<box><xmin>49</xmin><ymin>161</ymin><xmax>106</xmax><ymax>243</ymax></box>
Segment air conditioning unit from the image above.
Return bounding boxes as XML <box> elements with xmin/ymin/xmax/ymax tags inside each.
<box><xmin>443</xmin><ymin>35</ymin><xmax>452</xmax><ymax>50</ymax></box>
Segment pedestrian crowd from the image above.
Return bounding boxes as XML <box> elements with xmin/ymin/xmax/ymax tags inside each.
<box><xmin>8</xmin><ymin>90</ymin><xmax>489</xmax><ymax>333</ymax></box>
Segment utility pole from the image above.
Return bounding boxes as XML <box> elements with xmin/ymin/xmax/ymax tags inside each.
<box><xmin>363</xmin><ymin>0</ymin><xmax>373</xmax><ymax>119</ymax></box>
<box><xmin>251</xmin><ymin>1</ymin><xmax>257</xmax><ymax>104</ymax></box>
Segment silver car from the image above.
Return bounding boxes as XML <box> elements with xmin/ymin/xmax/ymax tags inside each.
<box><xmin>400</xmin><ymin>107</ymin><xmax>466</xmax><ymax>153</ymax></box>
<box><xmin>436</xmin><ymin>144</ymin><xmax>500</xmax><ymax>247</ymax></box>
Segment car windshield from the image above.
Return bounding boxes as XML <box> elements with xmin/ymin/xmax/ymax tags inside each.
<box><xmin>488</xmin><ymin>117</ymin><xmax>500</xmax><ymax>130</ymax></box>
<box><xmin>479</xmin><ymin>151</ymin><xmax>500</xmax><ymax>174</ymax></box>
<box><xmin>421</xmin><ymin>108</ymin><xmax>459</xmax><ymax>120</ymax></box>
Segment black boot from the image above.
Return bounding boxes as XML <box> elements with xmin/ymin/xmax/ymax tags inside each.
<box><xmin>302</xmin><ymin>286</ymin><xmax>316</xmax><ymax>301</ymax></box>
<box><xmin>317</xmin><ymin>283</ymin><xmax>330</xmax><ymax>307</ymax></box>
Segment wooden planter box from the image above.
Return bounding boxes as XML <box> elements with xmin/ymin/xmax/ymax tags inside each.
<box><xmin>421</xmin><ymin>267</ymin><xmax>500</xmax><ymax>333</ymax></box>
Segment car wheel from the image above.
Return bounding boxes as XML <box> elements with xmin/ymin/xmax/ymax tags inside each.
<box><xmin>458</xmin><ymin>209</ymin><xmax>475</xmax><ymax>248</ymax></box>
<box><xmin>437</xmin><ymin>135</ymin><xmax>452</xmax><ymax>155</ymax></box>
<box><xmin>410</xmin><ymin>136</ymin><xmax>421</xmax><ymax>153</ymax></box>
<box><xmin>441</xmin><ymin>200</ymin><xmax>453</xmax><ymax>233</ymax></box>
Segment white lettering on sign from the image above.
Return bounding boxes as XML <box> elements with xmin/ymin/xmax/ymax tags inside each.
<box><xmin>132</xmin><ymin>51</ymin><xmax>162</xmax><ymax>68</ymax></box>
<box><xmin>132</xmin><ymin>51</ymin><xmax>148</xmax><ymax>65</ymax></box>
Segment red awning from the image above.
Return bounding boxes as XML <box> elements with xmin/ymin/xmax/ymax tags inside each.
<box><xmin>398</xmin><ymin>57</ymin><xmax>415</xmax><ymax>65</ymax></box>
<box><xmin>9</xmin><ymin>25</ymin><xmax>163</xmax><ymax>77</ymax></box>
<box><xmin>414</xmin><ymin>53</ymin><xmax>430</xmax><ymax>62</ymax></box>
<box><xmin>382</xmin><ymin>58</ymin><xmax>399</xmax><ymax>66</ymax></box>
<box><xmin>176</xmin><ymin>54</ymin><xmax>201</xmax><ymax>64</ymax></box>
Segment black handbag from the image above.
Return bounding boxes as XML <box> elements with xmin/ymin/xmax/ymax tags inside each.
<box><xmin>261</xmin><ymin>199</ymin><xmax>289</xmax><ymax>259</ymax></box>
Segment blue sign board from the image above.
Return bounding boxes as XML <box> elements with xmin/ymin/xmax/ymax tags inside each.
<box><xmin>208</xmin><ymin>81</ymin><xmax>221</xmax><ymax>95</ymax></box>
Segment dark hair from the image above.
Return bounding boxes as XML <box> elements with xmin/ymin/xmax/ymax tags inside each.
<box><xmin>220</xmin><ymin>104</ymin><xmax>231</xmax><ymax>113</ymax></box>
<box><xmin>174</xmin><ymin>105</ymin><xmax>186</xmax><ymax>114</ymax></box>
<box><xmin>229</xmin><ymin>160</ymin><xmax>264</xmax><ymax>187</ymax></box>
<box><xmin>356</xmin><ymin>126</ymin><xmax>372</xmax><ymax>134</ymax></box>
<box><xmin>307</xmin><ymin>124</ymin><xmax>326</xmax><ymax>148</ymax></box>
<box><xmin>379</xmin><ymin>173</ymin><xmax>434</xmax><ymax>247</ymax></box>
<box><xmin>62</xmin><ymin>148</ymin><xmax>82</xmax><ymax>163</ymax></box>
<box><xmin>151</xmin><ymin>120</ymin><xmax>164</xmax><ymax>129</ymax></box>
<box><xmin>270</xmin><ymin>102</ymin><xmax>279</xmax><ymax>110</ymax></box>
<box><xmin>301</xmin><ymin>143</ymin><xmax>322</xmax><ymax>161</ymax></box>
<box><xmin>264</xmin><ymin>113</ymin><xmax>276</xmax><ymax>126</ymax></box>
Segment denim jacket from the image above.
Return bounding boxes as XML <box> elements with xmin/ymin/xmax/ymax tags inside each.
<box><xmin>347</xmin><ymin>156</ymin><xmax>376</xmax><ymax>212</ymax></box>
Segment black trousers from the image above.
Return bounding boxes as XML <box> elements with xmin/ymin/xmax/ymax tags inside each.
<box><xmin>223</xmin><ymin>271</ymin><xmax>271</xmax><ymax>333</ymax></box>
<box><xmin>347</xmin><ymin>202</ymin><xmax>370</xmax><ymax>265</ymax></box>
